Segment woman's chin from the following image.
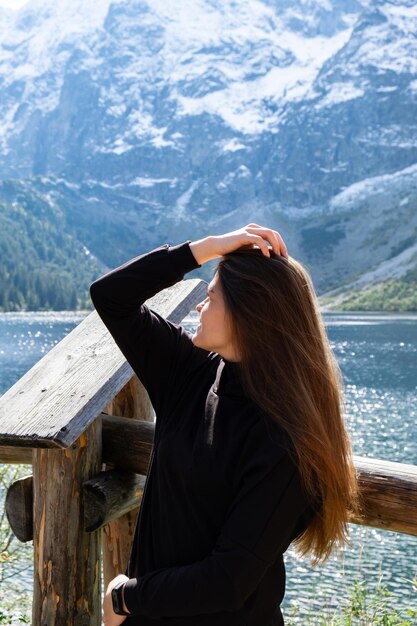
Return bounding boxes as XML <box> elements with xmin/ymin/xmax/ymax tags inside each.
<box><xmin>191</xmin><ymin>327</ymin><xmax>203</xmax><ymax>347</ymax></box>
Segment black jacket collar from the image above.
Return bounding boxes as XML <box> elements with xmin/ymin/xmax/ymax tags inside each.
<box><xmin>213</xmin><ymin>357</ymin><xmax>247</xmax><ymax>398</ymax></box>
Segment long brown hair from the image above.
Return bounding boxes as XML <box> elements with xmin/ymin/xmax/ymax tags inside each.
<box><xmin>216</xmin><ymin>246</ymin><xmax>362</xmax><ymax>566</ymax></box>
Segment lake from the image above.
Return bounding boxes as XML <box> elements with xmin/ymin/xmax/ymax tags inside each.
<box><xmin>0</xmin><ymin>310</ymin><xmax>416</xmax><ymax>618</ymax></box>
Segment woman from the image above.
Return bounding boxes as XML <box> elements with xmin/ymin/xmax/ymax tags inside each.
<box><xmin>92</xmin><ymin>223</ymin><xmax>360</xmax><ymax>626</ymax></box>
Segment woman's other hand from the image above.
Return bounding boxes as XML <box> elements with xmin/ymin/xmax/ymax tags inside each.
<box><xmin>189</xmin><ymin>223</ymin><xmax>288</xmax><ymax>265</ymax></box>
<box><xmin>102</xmin><ymin>573</ymin><xmax>130</xmax><ymax>625</ymax></box>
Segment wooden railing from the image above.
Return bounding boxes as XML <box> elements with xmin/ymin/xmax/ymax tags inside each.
<box><xmin>0</xmin><ymin>277</ymin><xmax>416</xmax><ymax>625</ymax></box>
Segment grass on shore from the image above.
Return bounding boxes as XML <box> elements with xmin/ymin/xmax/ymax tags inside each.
<box><xmin>319</xmin><ymin>274</ymin><xmax>417</xmax><ymax>313</ymax></box>
<box><xmin>285</xmin><ymin>575</ymin><xmax>417</xmax><ymax>625</ymax></box>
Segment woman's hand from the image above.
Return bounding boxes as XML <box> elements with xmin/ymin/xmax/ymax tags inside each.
<box><xmin>102</xmin><ymin>573</ymin><xmax>130</xmax><ymax>625</ymax></box>
<box><xmin>189</xmin><ymin>223</ymin><xmax>288</xmax><ymax>265</ymax></box>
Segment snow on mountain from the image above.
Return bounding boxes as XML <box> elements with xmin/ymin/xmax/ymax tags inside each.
<box><xmin>311</xmin><ymin>1</ymin><xmax>417</xmax><ymax>97</ymax></box>
<box><xmin>0</xmin><ymin>0</ymin><xmax>416</xmax><ymax>302</ymax></box>
<box><xmin>0</xmin><ymin>6</ymin><xmax>15</xmax><ymax>43</ymax></box>
<box><xmin>257</xmin><ymin>1</ymin><xmax>417</xmax><ymax>212</ymax></box>
<box><xmin>0</xmin><ymin>0</ymin><xmax>361</xmax><ymax>154</ymax></box>
<box><xmin>1</xmin><ymin>1</ymin><xmax>414</xmax><ymax>157</ymax></box>
<box><xmin>376</xmin><ymin>2</ymin><xmax>417</xmax><ymax>73</ymax></box>
<box><xmin>328</xmin><ymin>163</ymin><xmax>417</xmax><ymax>214</ymax></box>
<box><xmin>0</xmin><ymin>0</ymin><xmax>111</xmax><ymax>90</ymax></box>
<box><xmin>174</xmin><ymin>27</ymin><xmax>354</xmax><ymax>134</ymax></box>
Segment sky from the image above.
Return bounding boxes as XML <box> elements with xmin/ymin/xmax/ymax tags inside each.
<box><xmin>0</xmin><ymin>0</ymin><xmax>30</xmax><ymax>9</ymax></box>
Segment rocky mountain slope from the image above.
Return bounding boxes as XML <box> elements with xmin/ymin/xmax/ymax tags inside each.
<box><xmin>316</xmin><ymin>164</ymin><xmax>417</xmax><ymax>310</ymax></box>
<box><xmin>0</xmin><ymin>0</ymin><xmax>416</xmax><ymax>310</ymax></box>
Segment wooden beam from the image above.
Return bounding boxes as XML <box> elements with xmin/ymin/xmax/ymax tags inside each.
<box><xmin>32</xmin><ymin>419</ymin><xmax>102</xmax><ymax>626</ymax></box>
<box><xmin>5</xmin><ymin>433</ymin><xmax>417</xmax><ymax>543</ymax></box>
<box><xmin>83</xmin><ymin>469</ymin><xmax>146</xmax><ymax>532</ymax></box>
<box><xmin>0</xmin><ymin>446</ymin><xmax>32</xmax><ymax>464</ymax></box>
<box><xmin>0</xmin><ymin>279</ymin><xmax>206</xmax><ymax>448</ymax></box>
<box><xmin>102</xmin><ymin>413</ymin><xmax>154</xmax><ymax>474</ymax></box>
<box><xmin>349</xmin><ymin>455</ymin><xmax>417</xmax><ymax>536</ymax></box>
<box><xmin>4</xmin><ymin>467</ymin><xmax>148</xmax><ymax>542</ymax></box>
<box><xmin>5</xmin><ymin>475</ymin><xmax>33</xmax><ymax>542</ymax></box>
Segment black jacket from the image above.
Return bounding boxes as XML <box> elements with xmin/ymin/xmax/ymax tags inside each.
<box><xmin>90</xmin><ymin>240</ymin><xmax>316</xmax><ymax>626</ymax></box>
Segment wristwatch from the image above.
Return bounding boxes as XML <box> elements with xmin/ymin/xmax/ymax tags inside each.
<box><xmin>111</xmin><ymin>580</ymin><xmax>130</xmax><ymax>616</ymax></box>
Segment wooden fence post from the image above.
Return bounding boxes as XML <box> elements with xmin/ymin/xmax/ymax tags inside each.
<box><xmin>101</xmin><ymin>375</ymin><xmax>154</xmax><ymax>589</ymax></box>
<box><xmin>32</xmin><ymin>419</ymin><xmax>102</xmax><ymax>626</ymax></box>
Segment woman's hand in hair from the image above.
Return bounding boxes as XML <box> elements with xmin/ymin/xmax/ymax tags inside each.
<box><xmin>189</xmin><ymin>223</ymin><xmax>288</xmax><ymax>265</ymax></box>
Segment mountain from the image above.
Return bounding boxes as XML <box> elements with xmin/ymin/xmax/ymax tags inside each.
<box><xmin>313</xmin><ymin>163</ymin><xmax>417</xmax><ymax>311</ymax></box>
<box><xmin>0</xmin><ymin>0</ymin><xmax>416</xmax><ymax>311</ymax></box>
<box><xmin>0</xmin><ymin>179</ymin><xmax>103</xmax><ymax>311</ymax></box>
<box><xmin>320</xmin><ymin>244</ymin><xmax>417</xmax><ymax>312</ymax></box>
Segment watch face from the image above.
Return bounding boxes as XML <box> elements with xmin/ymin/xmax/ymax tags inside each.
<box><xmin>111</xmin><ymin>580</ymin><xmax>130</xmax><ymax>615</ymax></box>
<box><xmin>111</xmin><ymin>583</ymin><xmax>124</xmax><ymax>614</ymax></box>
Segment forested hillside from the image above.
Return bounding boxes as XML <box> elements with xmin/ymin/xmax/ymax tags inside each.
<box><xmin>0</xmin><ymin>182</ymin><xmax>104</xmax><ymax>311</ymax></box>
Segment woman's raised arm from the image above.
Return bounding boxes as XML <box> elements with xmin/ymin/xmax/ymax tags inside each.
<box><xmin>189</xmin><ymin>223</ymin><xmax>288</xmax><ymax>264</ymax></box>
<box><xmin>89</xmin><ymin>241</ymin><xmax>209</xmax><ymax>420</ymax></box>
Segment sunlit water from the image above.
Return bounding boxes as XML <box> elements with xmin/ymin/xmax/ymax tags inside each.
<box><xmin>0</xmin><ymin>310</ymin><xmax>416</xmax><ymax>618</ymax></box>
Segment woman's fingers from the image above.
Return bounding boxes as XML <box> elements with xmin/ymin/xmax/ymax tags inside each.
<box><xmin>245</xmin><ymin>225</ymin><xmax>288</xmax><ymax>258</ymax></box>
<box><xmin>275</xmin><ymin>230</ymin><xmax>288</xmax><ymax>258</ymax></box>
<box><xmin>246</xmin><ymin>233</ymin><xmax>271</xmax><ymax>257</ymax></box>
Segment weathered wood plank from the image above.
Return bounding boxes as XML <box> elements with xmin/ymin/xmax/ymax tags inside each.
<box><xmin>0</xmin><ymin>414</ymin><xmax>155</xmax><ymax>467</ymax></box>
<box><xmin>32</xmin><ymin>419</ymin><xmax>102</xmax><ymax>626</ymax></box>
<box><xmin>0</xmin><ymin>279</ymin><xmax>206</xmax><ymax>449</ymax></box>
